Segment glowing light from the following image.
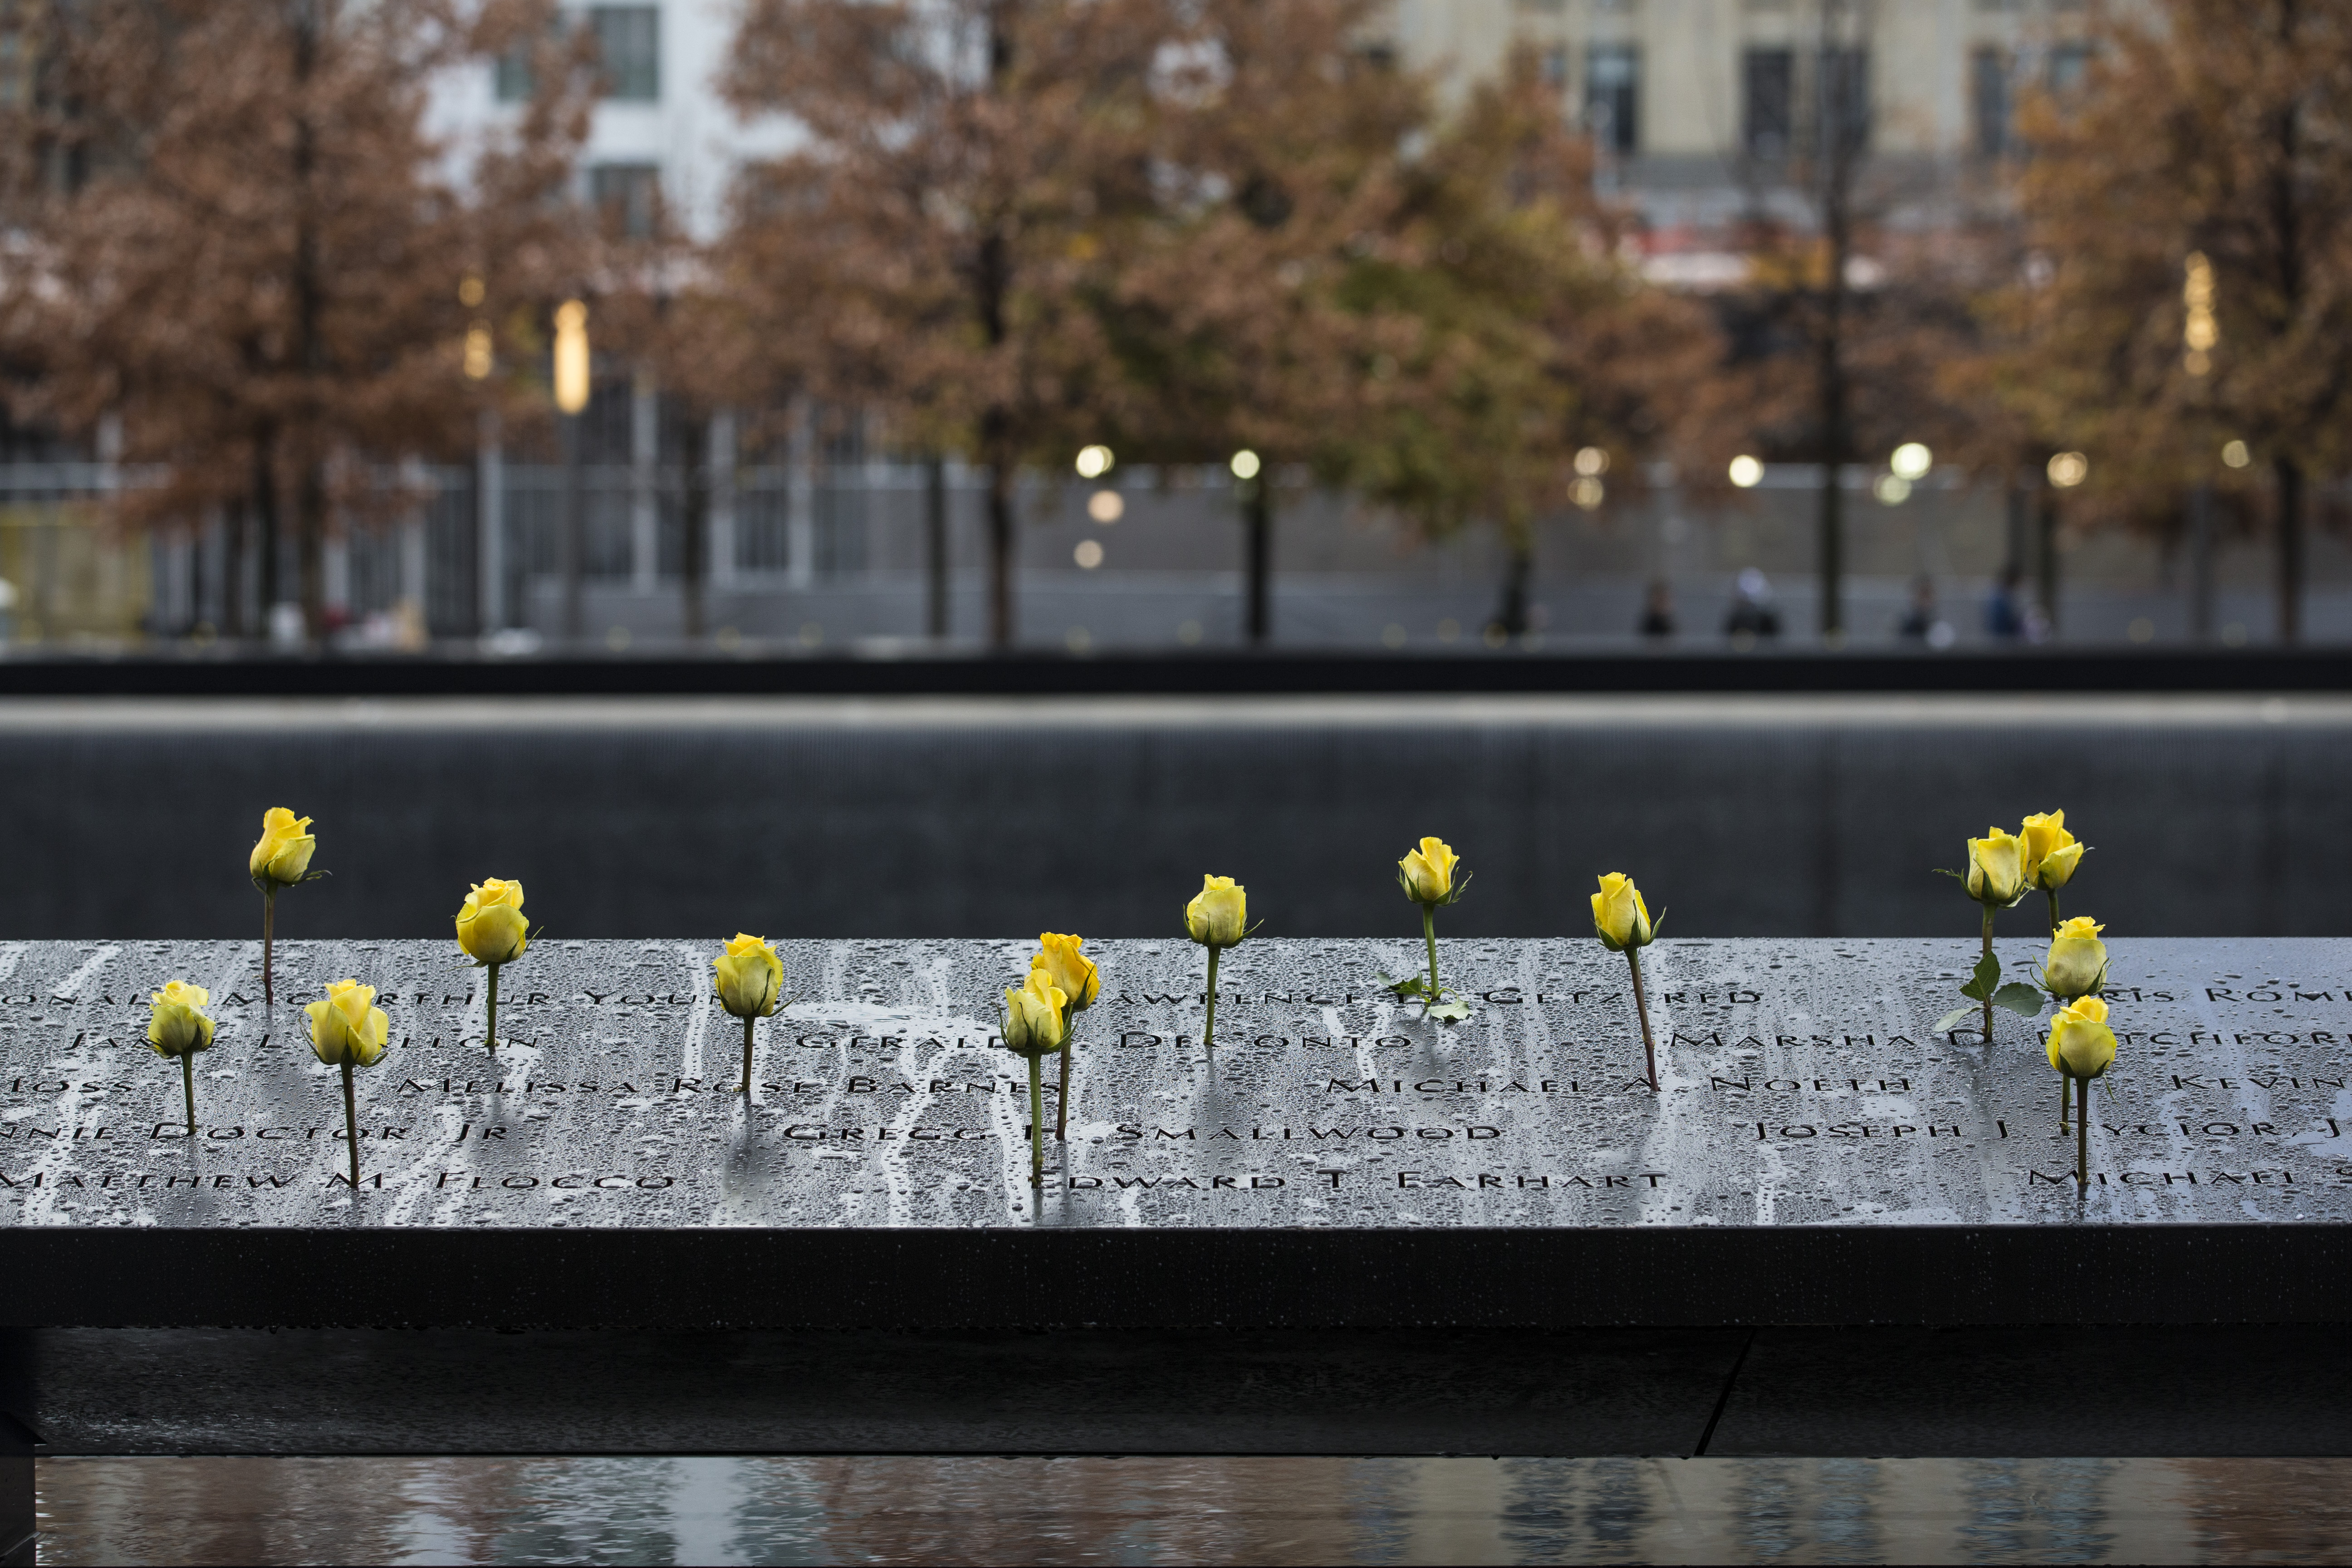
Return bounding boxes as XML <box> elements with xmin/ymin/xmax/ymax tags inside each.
<box><xmin>2183</xmin><ymin>253</ymin><xmax>2217</xmax><ymax>376</ymax></box>
<box><xmin>1873</xmin><ymin>474</ymin><xmax>1912</xmax><ymax>505</ymax></box>
<box><xmin>459</xmin><ymin>275</ymin><xmax>485</xmax><ymax>308</ymax></box>
<box><xmin>1571</xmin><ymin>476</ymin><xmax>1605</xmax><ymax>510</ymax></box>
<box><xmin>1230</xmin><ymin>449</ymin><xmax>1262</xmax><ymax>480</ymax></box>
<box><xmin>1728</xmin><ymin>455</ymin><xmax>1764</xmax><ymax>489</ymax></box>
<box><xmin>553</xmin><ymin>299</ymin><xmax>590</xmax><ymax>415</ymax></box>
<box><xmin>2221</xmin><ymin>439</ymin><xmax>2251</xmax><ymax>469</ymax></box>
<box><xmin>463</xmin><ymin>324</ymin><xmax>493</xmax><ymax>381</ymax></box>
<box><xmin>1073</xmin><ymin>539</ymin><xmax>1104</xmax><ymax>569</ymax></box>
<box><xmin>1890</xmin><ymin>442</ymin><xmax>1932</xmax><ymax>480</ymax></box>
<box><xmin>2047</xmin><ymin>451</ymin><xmax>2088</xmax><ymax>488</ymax></box>
<box><xmin>1074</xmin><ymin>445</ymin><xmax>1113</xmax><ymax>479</ymax></box>
<box><xmin>1573</xmin><ymin>446</ymin><xmax>1609</xmax><ymax>477</ymax></box>
<box><xmin>1086</xmin><ymin>489</ymin><xmax>1124</xmax><ymax>523</ymax></box>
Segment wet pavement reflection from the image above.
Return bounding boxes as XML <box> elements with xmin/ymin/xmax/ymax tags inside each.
<box><xmin>34</xmin><ymin>1455</ymin><xmax>2352</xmax><ymax>1564</ymax></box>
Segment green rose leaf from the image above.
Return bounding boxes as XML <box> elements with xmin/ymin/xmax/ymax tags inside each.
<box><xmin>1992</xmin><ymin>983</ymin><xmax>2044</xmax><ymax>1018</ymax></box>
<box><xmin>1931</xmin><ymin>1007</ymin><xmax>1978</xmax><ymax>1035</ymax></box>
<box><xmin>1959</xmin><ymin>951</ymin><xmax>2002</xmax><ymax>1002</ymax></box>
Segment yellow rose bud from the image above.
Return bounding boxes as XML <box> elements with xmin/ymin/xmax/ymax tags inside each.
<box><xmin>2021</xmin><ymin>811</ymin><xmax>2086</xmax><ymax>890</ymax></box>
<box><xmin>1965</xmin><ymin>828</ymin><xmax>2027</xmax><ymax>905</ymax></box>
<box><xmin>146</xmin><ymin>980</ymin><xmax>216</xmax><ymax>1058</ymax></box>
<box><xmin>2046</xmin><ymin>994</ymin><xmax>2117</xmax><ymax>1079</ymax></box>
<box><xmin>1398</xmin><ymin>837</ymin><xmax>1460</xmax><ymax>904</ymax></box>
<box><xmin>1590</xmin><ymin>872</ymin><xmax>1655</xmax><ymax>951</ymax></box>
<box><xmin>249</xmin><ymin>807</ymin><xmax>317</xmax><ymax>887</ymax></box>
<box><xmin>456</xmin><ymin>877</ymin><xmax>529</xmax><ymax>966</ymax></box>
<box><xmin>1032</xmin><ymin>933</ymin><xmax>1100</xmax><ymax>1015</ymax></box>
<box><xmin>306</xmin><ymin>979</ymin><xmax>390</xmax><ymax>1067</ymax></box>
<box><xmin>712</xmin><ymin>932</ymin><xmax>784</xmax><ymax>1019</ymax></box>
<box><xmin>1002</xmin><ymin>968</ymin><xmax>1069</xmax><ymax>1057</ymax></box>
<box><xmin>1184</xmin><ymin>875</ymin><xmax>1247</xmax><ymax>948</ymax></box>
<box><xmin>2044</xmin><ymin>916</ymin><xmax>2107</xmax><ymax>999</ymax></box>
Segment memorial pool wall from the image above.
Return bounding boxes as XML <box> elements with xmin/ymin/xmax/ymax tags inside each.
<box><xmin>6</xmin><ymin>692</ymin><xmax>2345</xmax><ymax>939</ymax></box>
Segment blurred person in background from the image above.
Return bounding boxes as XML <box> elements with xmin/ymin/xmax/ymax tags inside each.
<box><xmin>1723</xmin><ymin>569</ymin><xmax>1781</xmax><ymax>639</ymax></box>
<box><xmin>1985</xmin><ymin>567</ymin><xmax>2027</xmax><ymax>641</ymax></box>
<box><xmin>1896</xmin><ymin>575</ymin><xmax>1954</xmax><ymax>647</ymax></box>
<box><xmin>1638</xmin><ymin>579</ymin><xmax>1676</xmax><ymax>639</ymax></box>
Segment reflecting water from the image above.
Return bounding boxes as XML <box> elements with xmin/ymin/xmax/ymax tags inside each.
<box><xmin>34</xmin><ymin>1455</ymin><xmax>2352</xmax><ymax>1565</ymax></box>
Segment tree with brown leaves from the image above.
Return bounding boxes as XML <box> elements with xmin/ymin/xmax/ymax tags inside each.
<box><xmin>722</xmin><ymin>0</ymin><xmax>1184</xmax><ymax>649</ymax></box>
<box><xmin>0</xmin><ymin>0</ymin><xmax>590</xmax><ymax>639</ymax></box>
<box><xmin>1990</xmin><ymin>0</ymin><xmax>2352</xmax><ymax>642</ymax></box>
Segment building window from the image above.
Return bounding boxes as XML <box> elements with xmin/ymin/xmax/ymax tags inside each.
<box><xmin>1815</xmin><ymin>46</ymin><xmax>1869</xmax><ymax>155</ymax></box>
<box><xmin>1972</xmin><ymin>46</ymin><xmax>2011</xmax><ymax>158</ymax></box>
<box><xmin>2047</xmin><ymin>42</ymin><xmax>2092</xmax><ymax>93</ymax></box>
<box><xmin>1586</xmin><ymin>44</ymin><xmax>1640</xmax><ymax>155</ymax></box>
<box><xmin>1743</xmin><ymin>48</ymin><xmax>1793</xmax><ymax>159</ymax></box>
<box><xmin>590</xmin><ymin>6</ymin><xmax>659</xmax><ymax>102</ymax></box>
<box><xmin>495</xmin><ymin>6</ymin><xmax>658</xmax><ymax>103</ymax></box>
<box><xmin>591</xmin><ymin>162</ymin><xmax>660</xmax><ymax>238</ymax></box>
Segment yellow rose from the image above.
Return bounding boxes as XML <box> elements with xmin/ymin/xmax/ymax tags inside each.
<box><xmin>1184</xmin><ymin>875</ymin><xmax>1247</xmax><ymax>948</ymax></box>
<box><xmin>249</xmin><ymin>807</ymin><xmax>317</xmax><ymax>887</ymax></box>
<box><xmin>712</xmin><ymin>932</ymin><xmax>783</xmax><ymax>1019</ymax></box>
<box><xmin>306</xmin><ymin>979</ymin><xmax>390</xmax><ymax>1067</ymax></box>
<box><xmin>2046</xmin><ymin>994</ymin><xmax>2117</xmax><ymax>1078</ymax></box>
<box><xmin>456</xmin><ymin>877</ymin><xmax>529</xmax><ymax>965</ymax></box>
<box><xmin>1398</xmin><ymin>837</ymin><xmax>1460</xmax><ymax>904</ymax></box>
<box><xmin>1590</xmin><ymin>872</ymin><xmax>1655</xmax><ymax>951</ymax></box>
<box><xmin>146</xmin><ymin>980</ymin><xmax>216</xmax><ymax>1058</ymax></box>
<box><xmin>1002</xmin><ymin>968</ymin><xmax>1069</xmax><ymax>1057</ymax></box>
<box><xmin>2043</xmin><ymin>916</ymin><xmax>2107</xmax><ymax>999</ymax></box>
<box><xmin>1965</xmin><ymin>828</ymin><xmax>2027</xmax><ymax>905</ymax></box>
<box><xmin>1032</xmin><ymin>933</ymin><xmax>1100</xmax><ymax>1014</ymax></box>
<box><xmin>2021</xmin><ymin>811</ymin><xmax>2086</xmax><ymax>890</ymax></box>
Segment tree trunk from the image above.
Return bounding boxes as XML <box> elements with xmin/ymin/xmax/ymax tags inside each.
<box><xmin>222</xmin><ymin>497</ymin><xmax>247</xmax><ymax>640</ymax></box>
<box><xmin>297</xmin><ymin>457</ymin><xmax>327</xmax><ymax>641</ymax></box>
<box><xmin>681</xmin><ymin>410</ymin><xmax>709</xmax><ymax>641</ymax></box>
<box><xmin>561</xmin><ymin>411</ymin><xmax>584</xmax><ymax>642</ymax></box>
<box><xmin>253</xmin><ymin>431</ymin><xmax>281</xmax><ymax>629</ymax></box>
<box><xmin>2036</xmin><ymin>483</ymin><xmax>2059</xmax><ymax>634</ymax></box>
<box><xmin>1244</xmin><ymin>475</ymin><xmax>1273</xmax><ymax>645</ymax></box>
<box><xmin>985</xmin><ymin>443</ymin><xmax>1014</xmax><ymax>649</ymax></box>
<box><xmin>1493</xmin><ymin>524</ymin><xmax>1532</xmax><ymax>638</ymax></box>
<box><xmin>2276</xmin><ymin>455</ymin><xmax>2303</xmax><ymax>645</ymax></box>
<box><xmin>2188</xmin><ymin>481</ymin><xmax>2215</xmax><ymax>641</ymax></box>
<box><xmin>925</xmin><ymin>455</ymin><xmax>948</xmax><ymax>639</ymax></box>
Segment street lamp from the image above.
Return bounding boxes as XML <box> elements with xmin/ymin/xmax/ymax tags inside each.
<box><xmin>554</xmin><ymin>299</ymin><xmax>590</xmax><ymax>644</ymax></box>
<box><xmin>1075</xmin><ymin>445</ymin><xmax>1113</xmax><ymax>479</ymax></box>
<box><xmin>1230</xmin><ymin>449</ymin><xmax>1261</xmax><ymax>480</ymax></box>
<box><xmin>1890</xmin><ymin>442</ymin><xmax>1932</xmax><ymax>481</ymax></box>
<box><xmin>2047</xmin><ymin>451</ymin><xmax>2088</xmax><ymax>488</ymax></box>
<box><xmin>2183</xmin><ymin>253</ymin><xmax>2216</xmax><ymax>378</ymax></box>
<box><xmin>1728</xmin><ymin>455</ymin><xmax>1764</xmax><ymax>489</ymax></box>
<box><xmin>554</xmin><ymin>299</ymin><xmax>591</xmax><ymax>415</ymax></box>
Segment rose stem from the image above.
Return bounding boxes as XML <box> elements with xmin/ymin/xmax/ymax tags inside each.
<box><xmin>1980</xmin><ymin>904</ymin><xmax>1996</xmax><ymax>1044</ymax></box>
<box><xmin>1204</xmin><ymin>946</ymin><xmax>1221</xmax><ymax>1053</ymax></box>
<box><xmin>342</xmin><ymin>1058</ymin><xmax>359</xmax><ymax>1190</ymax></box>
<box><xmin>485</xmin><ymin>964</ymin><xmax>500</xmax><ymax>1056</ymax></box>
<box><xmin>1056</xmin><ymin>1031</ymin><xmax>1070</xmax><ymax>1143</ymax></box>
<box><xmin>181</xmin><ymin>1052</ymin><xmax>196</xmax><ymax>1136</ymax></box>
<box><xmin>262</xmin><ymin>887</ymin><xmax>277</xmax><ymax>1006</ymax></box>
<box><xmin>1422</xmin><ymin>903</ymin><xmax>1440</xmax><ymax>1003</ymax></box>
<box><xmin>2076</xmin><ymin>1075</ymin><xmax>2089</xmax><ymax>1186</ymax></box>
<box><xmin>2048</xmin><ymin>889</ymin><xmax>2061</xmax><ymax>935</ymax></box>
<box><xmin>741</xmin><ymin>1012</ymin><xmax>755</xmax><ymax>1095</ymax></box>
<box><xmin>1628</xmin><ymin>947</ymin><xmax>1658</xmax><ymax>1093</ymax></box>
<box><xmin>1028</xmin><ymin>1054</ymin><xmax>1043</xmax><ymax>1189</ymax></box>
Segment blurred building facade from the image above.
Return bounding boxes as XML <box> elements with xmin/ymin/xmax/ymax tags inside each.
<box><xmin>1394</xmin><ymin>0</ymin><xmax>2104</xmax><ymax>250</ymax></box>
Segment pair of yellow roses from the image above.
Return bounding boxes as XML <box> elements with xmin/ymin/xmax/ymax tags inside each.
<box><xmin>1965</xmin><ymin>811</ymin><xmax>2085</xmax><ymax>906</ymax></box>
<box><xmin>1004</xmin><ymin>932</ymin><xmax>1101</xmax><ymax>1056</ymax></box>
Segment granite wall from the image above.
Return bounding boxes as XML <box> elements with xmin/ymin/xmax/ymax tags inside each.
<box><xmin>6</xmin><ymin>694</ymin><xmax>2338</xmax><ymax>940</ymax></box>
